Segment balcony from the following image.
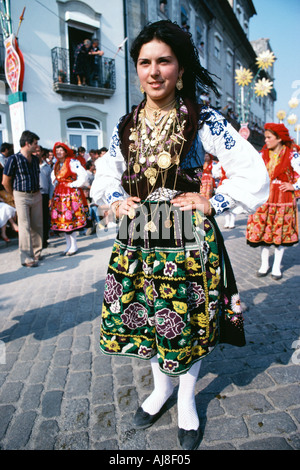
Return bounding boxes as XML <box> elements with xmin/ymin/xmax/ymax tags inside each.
<box><xmin>51</xmin><ymin>47</ymin><xmax>116</xmax><ymax>100</ymax></box>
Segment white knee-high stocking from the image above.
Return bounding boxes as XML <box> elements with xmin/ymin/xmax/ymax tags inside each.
<box><xmin>177</xmin><ymin>361</ymin><xmax>201</xmax><ymax>430</ymax></box>
<box><xmin>141</xmin><ymin>356</ymin><xmax>174</xmax><ymax>415</ymax></box>
<box><xmin>258</xmin><ymin>246</ymin><xmax>270</xmax><ymax>274</ymax></box>
<box><xmin>272</xmin><ymin>246</ymin><xmax>285</xmax><ymax>276</ymax></box>
<box><xmin>64</xmin><ymin>233</ymin><xmax>71</xmax><ymax>253</ymax></box>
<box><xmin>69</xmin><ymin>232</ymin><xmax>78</xmax><ymax>253</ymax></box>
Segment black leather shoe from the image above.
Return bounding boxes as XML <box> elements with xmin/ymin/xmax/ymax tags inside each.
<box><xmin>256</xmin><ymin>270</ymin><xmax>269</xmax><ymax>277</ymax></box>
<box><xmin>271</xmin><ymin>273</ymin><xmax>282</xmax><ymax>280</ymax></box>
<box><xmin>133</xmin><ymin>406</ymin><xmax>161</xmax><ymax>429</ymax></box>
<box><xmin>178</xmin><ymin>427</ymin><xmax>202</xmax><ymax>450</ymax></box>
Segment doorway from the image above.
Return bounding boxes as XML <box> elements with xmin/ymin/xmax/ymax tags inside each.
<box><xmin>68</xmin><ymin>26</ymin><xmax>93</xmax><ymax>84</ymax></box>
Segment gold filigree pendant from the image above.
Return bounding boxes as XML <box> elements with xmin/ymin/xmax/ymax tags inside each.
<box><xmin>145</xmin><ymin>220</ymin><xmax>157</xmax><ymax>232</ymax></box>
<box><xmin>157</xmin><ymin>151</ymin><xmax>171</xmax><ymax>169</ymax></box>
<box><xmin>164</xmin><ymin>219</ymin><xmax>172</xmax><ymax>228</ymax></box>
<box><xmin>133</xmin><ymin>163</ymin><xmax>140</xmax><ymax>173</ymax></box>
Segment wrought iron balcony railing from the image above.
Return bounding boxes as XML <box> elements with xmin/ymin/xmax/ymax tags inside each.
<box><xmin>51</xmin><ymin>47</ymin><xmax>116</xmax><ymax>97</ymax></box>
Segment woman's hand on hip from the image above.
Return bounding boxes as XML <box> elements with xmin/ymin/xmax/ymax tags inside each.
<box><xmin>171</xmin><ymin>192</ymin><xmax>212</xmax><ymax>215</ymax></box>
<box><xmin>112</xmin><ymin>196</ymin><xmax>141</xmax><ymax>218</ymax></box>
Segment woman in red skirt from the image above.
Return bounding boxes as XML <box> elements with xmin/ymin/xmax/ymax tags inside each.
<box><xmin>50</xmin><ymin>142</ymin><xmax>89</xmax><ymax>255</ymax></box>
<box><xmin>246</xmin><ymin>123</ymin><xmax>300</xmax><ymax>279</ymax></box>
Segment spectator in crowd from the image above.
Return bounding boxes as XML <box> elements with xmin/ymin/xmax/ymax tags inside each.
<box><xmin>73</xmin><ymin>39</ymin><xmax>92</xmax><ymax>86</ymax></box>
<box><xmin>35</xmin><ymin>145</ymin><xmax>53</xmax><ymax>248</ymax></box>
<box><xmin>97</xmin><ymin>147</ymin><xmax>108</xmax><ymax>159</ymax></box>
<box><xmin>3</xmin><ymin>130</ymin><xmax>43</xmax><ymax>267</ymax></box>
<box><xmin>46</xmin><ymin>149</ymin><xmax>55</xmax><ymax>167</ymax></box>
<box><xmin>0</xmin><ymin>196</ymin><xmax>18</xmax><ymax>242</ymax></box>
<box><xmin>0</xmin><ymin>142</ymin><xmax>14</xmax><ymax>207</ymax></box>
<box><xmin>50</xmin><ymin>142</ymin><xmax>89</xmax><ymax>256</ymax></box>
<box><xmin>88</xmin><ymin>38</ymin><xmax>104</xmax><ymax>86</ymax></box>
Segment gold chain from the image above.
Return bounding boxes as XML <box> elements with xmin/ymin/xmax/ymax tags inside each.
<box><xmin>126</xmin><ymin>101</ymin><xmax>186</xmax><ymax>230</ymax></box>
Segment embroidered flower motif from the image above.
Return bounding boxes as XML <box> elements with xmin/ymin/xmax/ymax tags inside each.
<box><xmin>185</xmin><ymin>257</ymin><xmax>201</xmax><ymax>272</ymax></box>
<box><xmin>207</xmin><ymin>120</ymin><xmax>224</xmax><ymax>136</ymax></box>
<box><xmin>159</xmin><ymin>283</ymin><xmax>177</xmax><ymax>299</ymax></box>
<box><xmin>118</xmin><ymin>254</ymin><xmax>129</xmax><ymax>272</ymax></box>
<box><xmin>186</xmin><ymin>281</ymin><xmax>205</xmax><ymax>310</ymax></box>
<box><xmin>138</xmin><ymin>345</ymin><xmax>153</xmax><ymax>358</ymax></box>
<box><xmin>143</xmin><ymin>279</ymin><xmax>158</xmax><ymax>306</ymax></box>
<box><xmin>208</xmin><ymin>300</ymin><xmax>218</xmax><ymax>319</ymax></box>
<box><xmin>156</xmin><ymin>308</ymin><xmax>186</xmax><ymax>339</ymax></box>
<box><xmin>109</xmin><ymin>126</ymin><xmax>120</xmax><ymax>157</ymax></box>
<box><xmin>104</xmin><ymin>339</ymin><xmax>120</xmax><ymax>352</ymax></box>
<box><xmin>133</xmin><ymin>273</ymin><xmax>144</xmax><ymax>289</ymax></box>
<box><xmin>104</xmin><ymin>273</ymin><xmax>123</xmax><ymax>304</ymax></box>
<box><xmin>163</xmin><ymin>359</ymin><xmax>179</xmax><ymax>373</ymax></box>
<box><xmin>72</xmin><ymin>201</ymin><xmax>79</xmax><ymax>211</ymax></box>
<box><xmin>121</xmin><ymin>302</ymin><xmax>148</xmax><ymax>329</ymax></box>
<box><xmin>163</xmin><ymin>261</ymin><xmax>177</xmax><ymax>277</ymax></box>
<box><xmin>110</xmin><ymin>300</ymin><xmax>121</xmax><ymax>313</ymax></box>
<box><xmin>51</xmin><ymin>209</ymin><xmax>58</xmax><ymax>219</ymax></box>
<box><xmin>224</xmin><ymin>131</ymin><xmax>236</xmax><ymax>149</ymax></box>
<box><xmin>65</xmin><ymin>210</ymin><xmax>73</xmax><ymax>221</ymax></box>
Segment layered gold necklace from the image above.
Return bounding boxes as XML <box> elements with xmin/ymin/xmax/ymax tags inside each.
<box><xmin>127</xmin><ymin>99</ymin><xmax>186</xmax><ymax>231</ymax></box>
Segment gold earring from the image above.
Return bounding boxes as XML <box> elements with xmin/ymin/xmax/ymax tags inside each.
<box><xmin>176</xmin><ymin>77</ymin><xmax>183</xmax><ymax>91</ymax></box>
<box><xmin>140</xmin><ymin>85</ymin><xmax>145</xmax><ymax>94</ymax></box>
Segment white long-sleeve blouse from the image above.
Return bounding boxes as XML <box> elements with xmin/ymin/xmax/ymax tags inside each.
<box><xmin>90</xmin><ymin>107</ymin><xmax>270</xmax><ymax>215</ymax></box>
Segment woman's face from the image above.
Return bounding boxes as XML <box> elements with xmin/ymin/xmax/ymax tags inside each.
<box><xmin>55</xmin><ymin>147</ymin><xmax>67</xmax><ymax>160</ymax></box>
<box><xmin>137</xmin><ymin>39</ymin><xmax>183</xmax><ymax>107</ymax></box>
<box><xmin>264</xmin><ymin>130</ymin><xmax>282</xmax><ymax>150</ymax></box>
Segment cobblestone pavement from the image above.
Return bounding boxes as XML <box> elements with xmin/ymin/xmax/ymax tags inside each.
<box><xmin>0</xmin><ymin>213</ymin><xmax>299</xmax><ymax>451</ymax></box>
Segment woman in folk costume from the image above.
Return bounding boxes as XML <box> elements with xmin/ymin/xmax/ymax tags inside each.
<box><xmin>93</xmin><ymin>20</ymin><xmax>269</xmax><ymax>450</ymax></box>
<box><xmin>50</xmin><ymin>142</ymin><xmax>89</xmax><ymax>256</ymax></box>
<box><xmin>212</xmin><ymin>163</ymin><xmax>236</xmax><ymax>229</ymax></box>
<box><xmin>246</xmin><ymin>123</ymin><xmax>300</xmax><ymax>279</ymax></box>
<box><xmin>199</xmin><ymin>153</ymin><xmax>215</xmax><ymax>199</ymax></box>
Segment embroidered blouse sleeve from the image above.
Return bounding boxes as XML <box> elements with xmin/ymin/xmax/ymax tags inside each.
<box><xmin>291</xmin><ymin>151</ymin><xmax>300</xmax><ymax>190</ymax></box>
<box><xmin>69</xmin><ymin>159</ymin><xmax>88</xmax><ymax>188</ymax></box>
<box><xmin>198</xmin><ymin>108</ymin><xmax>269</xmax><ymax>214</ymax></box>
<box><xmin>90</xmin><ymin>124</ymin><xmax>128</xmax><ymax>206</ymax></box>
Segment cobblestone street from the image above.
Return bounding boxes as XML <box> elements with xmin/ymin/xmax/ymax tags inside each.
<box><xmin>0</xmin><ymin>213</ymin><xmax>299</xmax><ymax>451</ymax></box>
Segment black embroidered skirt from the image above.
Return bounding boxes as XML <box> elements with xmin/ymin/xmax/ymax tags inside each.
<box><xmin>100</xmin><ymin>202</ymin><xmax>245</xmax><ymax>376</ymax></box>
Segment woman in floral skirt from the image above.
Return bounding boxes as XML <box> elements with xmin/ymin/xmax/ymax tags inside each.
<box><xmin>246</xmin><ymin>123</ymin><xmax>300</xmax><ymax>279</ymax></box>
<box><xmin>92</xmin><ymin>20</ymin><xmax>269</xmax><ymax>449</ymax></box>
<box><xmin>50</xmin><ymin>142</ymin><xmax>88</xmax><ymax>255</ymax></box>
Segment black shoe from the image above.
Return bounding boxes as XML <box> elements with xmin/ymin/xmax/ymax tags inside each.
<box><xmin>178</xmin><ymin>427</ymin><xmax>202</xmax><ymax>450</ymax></box>
<box><xmin>133</xmin><ymin>406</ymin><xmax>161</xmax><ymax>429</ymax></box>
<box><xmin>256</xmin><ymin>269</ymin><xmax>269</xmax><ymax>277</ymax></box>
<box><xmin>271</xmin><ymin>273</ymin><xmax>282</xmax><ymax>280</ymax></box>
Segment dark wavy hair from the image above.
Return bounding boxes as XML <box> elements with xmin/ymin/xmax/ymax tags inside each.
<box><xmin>130</xmin><ymin>20</ymin><xmax>219</xmax><ymax>101</ymax></box>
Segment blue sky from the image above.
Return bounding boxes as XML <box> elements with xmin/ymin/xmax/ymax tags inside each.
<box><xmin>250</xmin><ymin>0</ymin><xmax>300</xmax><ymax>137</ymax></box>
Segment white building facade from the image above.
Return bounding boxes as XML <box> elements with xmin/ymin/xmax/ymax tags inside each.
<box><xmin>0</xmin><ymin>0</ymin><xmax>126</xmax><ymax>152</ymax></box>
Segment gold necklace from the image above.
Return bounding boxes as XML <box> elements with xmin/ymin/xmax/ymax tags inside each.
<box><xmin>145</xmin><ymin>98</ymin><xmax>176</xmax><ymax>124</ymax></box>
<box><xmin>127</xmin><ymin>101</ymin><xmax>186</xmax><ymax>230</ymax></box>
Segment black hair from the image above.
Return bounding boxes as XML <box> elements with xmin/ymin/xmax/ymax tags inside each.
<box><xmin>130</xmin><ymin>20</ymin><xmax>219</xmax><ymax>101</ymax></box>
<box><xmin>0</xmin><ymin>142</ymin><xmax>13</xmax><ymax>153</ymax></box>
<box><xmin>20</xmin><ymin>130</ymin><xmax>40</xmax><ymax>147</ymax></box>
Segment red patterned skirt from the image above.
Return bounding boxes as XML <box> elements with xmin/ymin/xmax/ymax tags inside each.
<box><xmin>50</xmin><ymin>183</ymin><xmax>89</xmax><ymax>232</ymax></box>
<box><xmin>246</xmin><ymin>181</ymin><xmax>299</xmax><ymax>247</ymax></box>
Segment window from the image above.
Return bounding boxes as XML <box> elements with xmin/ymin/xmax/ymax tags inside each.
<box><xmin>214</xmin><ymin>34</ymin><xmax>222</xmax><ymax>60</ymax></box>
<box><xmin>181</xmin><ymin>5</ymin><xmax>189</xmax><ymax>31</ymax></box>
<box><xmin>226</xmin><ymin>48</ymin><xmax>233</xmax><ymax>72</ymax></box>
<box><xmin>67</xmin><ymin>117</ymin><xmax>101</xmax><ymax>151</ymax></box>
<box><xmin>159</xmin><ymin>0</ymin><xmax>168</xmax><ymax>15</ymax></box>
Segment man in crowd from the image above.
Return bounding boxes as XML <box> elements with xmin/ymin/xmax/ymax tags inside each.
<box><xmin>3</xmin><ymin>130</ymin><xmax>43</xmax><ymax>267</ymax></box>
